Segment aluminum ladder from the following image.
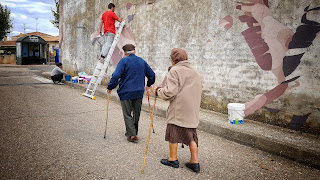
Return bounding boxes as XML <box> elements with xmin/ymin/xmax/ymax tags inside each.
<box><xmin>82</xmin><ymin>20</ymin><xmax>125</xmax><ymax>100</ymax></box>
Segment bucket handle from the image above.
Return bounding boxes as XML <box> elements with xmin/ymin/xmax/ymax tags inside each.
<box><xmin>231</xmin><ymin>109</ymin><xmax>245</xmax><ymax>119</ymax></box>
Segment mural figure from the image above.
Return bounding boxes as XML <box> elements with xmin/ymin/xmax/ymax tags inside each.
<box><xmin>220</xmin><ymin>0</ymin><xmax>320</xmax><ymax>130</ymax></box>
<box><xmin>111</xmin><ymin>27</ymin><xmax>136</xmax><ymax>66</ymax></box>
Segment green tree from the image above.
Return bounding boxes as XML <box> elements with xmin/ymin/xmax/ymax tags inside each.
<box><xmin>0</xmin><ymin>4</ymin><xmax>13</xmax><ymax>40</ymax></box>
<box><xmin>51</xmin><ymin>0</ymin><xmax>59</xmax><ymax>29</ymax></box>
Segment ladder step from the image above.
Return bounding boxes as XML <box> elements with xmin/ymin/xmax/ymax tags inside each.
<box><xmin>83</xmin><ymin>93</ymin><xmax>94</xmax><ymax>99</ymax></box>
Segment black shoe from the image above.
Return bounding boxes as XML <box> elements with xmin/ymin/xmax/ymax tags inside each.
<box><xmin>160</xmin><ymin>159</ymin><xmax>179</xmax><ymax>168</ymax></box>
<box><xmin>186</xmin><ymin>162</ymin><xmax>200</xmax><ymax>173</ymax></box>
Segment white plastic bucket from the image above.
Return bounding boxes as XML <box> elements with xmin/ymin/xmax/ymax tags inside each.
<box><xmin>227</xmin><ymin>103</ymin><xmax>245</xmax><ymax>125</ymax></box>
<box><xmin>72</xmin><ymin>77</ymin><xmax>78</xmax><ymax>83</ymax></box>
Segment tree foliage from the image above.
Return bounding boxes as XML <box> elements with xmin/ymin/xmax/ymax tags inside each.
<box><xmin>0</xmin><ymin>4</ymin><xmax>13</xmax><ymax>40</ymax></box>
<box><xmin>51</xmin><ymin>0</ymin><xmax>59</xmax><ymax>29</ymax></box>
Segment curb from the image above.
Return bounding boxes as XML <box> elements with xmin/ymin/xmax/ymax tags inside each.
<box><xmin>197</xmin><ymin>118</ymin><xmax>320</xmax><ymax>169</ymax></box>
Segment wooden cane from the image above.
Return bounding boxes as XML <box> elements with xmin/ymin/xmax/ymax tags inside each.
<box><xmin>142</xmin><ymin>95</ymin><xmax>157</xmax><ymax>173</ymax></box>
<box><xmin>146</xmin><ymin>88</ymin><xmax>155</xmax><ymax>133</ymax></box>
<box><xmin>104</xmin><ymin>93</ymin><xmax>111</xmax><ymax>139</ymax></box>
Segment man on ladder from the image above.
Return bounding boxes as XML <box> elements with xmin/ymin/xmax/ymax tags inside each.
<box><xmin>98</xmin><ymin>3</ymin><xmax>123</xmax><ymax>63</ymax></box>
<box><xmin>83</xmin><ymin>3</ymin><xmax>124</xmax><ymax>99</ymax></box>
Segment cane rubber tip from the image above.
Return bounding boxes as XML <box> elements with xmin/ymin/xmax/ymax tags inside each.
<box><xmin>104</xmin><ymin>136</ymin><xmax>106</xmax><ymax>139</ymax></box>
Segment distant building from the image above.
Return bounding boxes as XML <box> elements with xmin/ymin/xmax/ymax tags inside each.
<box><xmin>0</xmin><ymin>32</ymin><xmax>59</xmax><ymax>65</ymax></box>
<box><xmin>10</xmin><ymin>32</ymin><xmax>59</xmax><ymax>53</ymax></box>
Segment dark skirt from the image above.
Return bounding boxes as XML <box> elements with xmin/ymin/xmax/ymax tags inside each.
<box><xmin>165</xmin><ymin>124</ymin><xmax>198</xmax><ymax>147</ymax></box>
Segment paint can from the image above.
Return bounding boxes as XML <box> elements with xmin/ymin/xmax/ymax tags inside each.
<box><xmin>65</xmin><ymin>75</ymin><xmax>71</xmax><ymax>81</ymax></box>
<box><xmin>227</xmin><ymin>103</ymin><xmax>245</xmax><ymax>124</ymax></box>
<box><xmin>72</xmin><ymin>77</ymin><xmax>77</xmax><ymax>83</ymax></box>
<box><xmin>85</xmin><ymin>76</ymin><xmax>91</xmax><ymax>84</ymax></box>
<box><xmin>78</xmin><ymin>78</ymin><xmax>84</xmax><ymax>83</ymax></box>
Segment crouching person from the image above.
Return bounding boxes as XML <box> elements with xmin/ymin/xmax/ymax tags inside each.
<box><xmin>51</xmin><ymin>63</ymin><xmax>67</xmax><ymax>85</ymax></box>
<box><xmin>154</xmin><ymin>48</ymin><xmax>202</xmax><ymax>173</ymax></box>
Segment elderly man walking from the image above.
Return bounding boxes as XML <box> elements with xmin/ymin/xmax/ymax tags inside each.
<box><xmin>106</xmin><ymin>44</ymin><xmax>155</xmax><ymax>142</ymax></box>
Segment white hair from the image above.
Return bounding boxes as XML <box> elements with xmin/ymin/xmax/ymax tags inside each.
<box><xmin>125</xmin><ymin>50</ymin><xmax>135</xmax><ymax>54</ymax></box>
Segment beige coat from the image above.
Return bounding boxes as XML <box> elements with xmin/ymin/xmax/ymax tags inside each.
<box><xmin>157</xmin><ymin>61</ymin><xmax>202</xmax><ymax>128</ymax></box>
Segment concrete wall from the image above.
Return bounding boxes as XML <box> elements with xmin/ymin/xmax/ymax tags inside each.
<box><xmin>60</xmin><ymin>0</ymin><xmax>320</xmax><ymax>134</ymax></box>
<box><xmin>0</xmin><ymin>54</ymin><xmax>16</xmax><ymax>64</ymax></box>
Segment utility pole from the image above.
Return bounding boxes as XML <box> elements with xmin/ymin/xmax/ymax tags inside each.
<box><xmin>35</xmin><ymin>18</ymin><xmax>38</xmax><ymax>32</ymax></box>
<box><xmin>23</xmin><ymin>24</ymin><xmax>26</xmax><ymax>34</ymax></box>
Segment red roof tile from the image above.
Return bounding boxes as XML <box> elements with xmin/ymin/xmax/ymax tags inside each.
<box><xmin>43</xmin><ymin>36</ymin><xmax>59</xmax><ymax>42</ymax></box>
<box><xmin>7</xmin><ymin>32</ymin><xmax>59</xmax><ymax>43</ymax></box>
<box><xmin>12</xmin><ymin>32</ymin><xmax>54</xmax><ymax>38</ymax></box>
<box><xmin>0</xmin><ymin>41</ymin><xmax>16</xmax><ymax>46</ymax></box>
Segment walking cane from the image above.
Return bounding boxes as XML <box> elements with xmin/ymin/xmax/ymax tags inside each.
<box><xmin>146</xmin><ymin>88</ymin><xmax>155</xmax><ymax>133</ymax></box>
<box><xmin>142</xmin><ymin>95</ymin><xmax>157</xmax><ymax>173</ymax></box>
<box><xmin>104</xmin><ymin>93</ymin><xmax>111</xmax><ymax>139</ymax></box>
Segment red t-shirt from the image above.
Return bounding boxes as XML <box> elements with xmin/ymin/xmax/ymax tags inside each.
<box><xmin>101</xmin><ymin>11</ymin><xmax>118</xmax><ymax>34</ymax></box>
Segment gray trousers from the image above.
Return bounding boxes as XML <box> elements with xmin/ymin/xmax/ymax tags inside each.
<box><xmin>101</xmin><ymin>32</ymin><xmax>115</xmax><ymax>58</ymax></box>
<box><xmin>120</xmin><ymin>98</ymin><xmax>143</xmax><ymax>137</ymax></box>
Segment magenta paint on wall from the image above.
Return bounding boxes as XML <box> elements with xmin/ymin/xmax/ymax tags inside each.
<box><xmin>111</xmin><ymin>27</ymin><xmax>136</xmax><ymax>66</ymax></box>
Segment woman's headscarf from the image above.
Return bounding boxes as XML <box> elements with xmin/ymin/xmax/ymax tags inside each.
<box><xmin>170</xmin><ymin>48</ymin><xmax>188</xmax><ymax>64</ymax></box>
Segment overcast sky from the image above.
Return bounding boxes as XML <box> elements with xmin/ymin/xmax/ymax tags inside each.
<box><xmin>1</xmin><ymin>0</ymin><xmax>59</xmax><ymax>37</ymax></box>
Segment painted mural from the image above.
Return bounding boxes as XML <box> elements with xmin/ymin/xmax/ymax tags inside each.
<box><xmin>111</xmin><ymin>27</ymin><xmax>136</xmax><ymax>66</ymax></box>
<box><xmin>220</xmin><ymin>0</ymin><xmax>320</xmax><ymax>130</ymax></box>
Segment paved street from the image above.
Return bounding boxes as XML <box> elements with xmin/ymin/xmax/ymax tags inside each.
<box><xmin>0</xmin><ymin>65</ymin><xmax>320</xmax><ymax>180</ymax></box>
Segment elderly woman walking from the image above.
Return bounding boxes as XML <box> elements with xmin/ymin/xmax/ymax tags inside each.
<box><xmin>154</xmin><ymin>48</ymin><xmax>202</xmax><ymax>173</ymax></box>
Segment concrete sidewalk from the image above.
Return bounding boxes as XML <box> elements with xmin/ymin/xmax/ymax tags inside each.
<box><xmin>42</xmin><ymin>72</ymin><xmax>320</xmax><ymax>169</ymax></box>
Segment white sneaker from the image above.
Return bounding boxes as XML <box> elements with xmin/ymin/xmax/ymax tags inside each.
<box><xmin>57</xmin><ymin>82</ymin><xmax>64</xmax><ymax>85</ymax></box>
